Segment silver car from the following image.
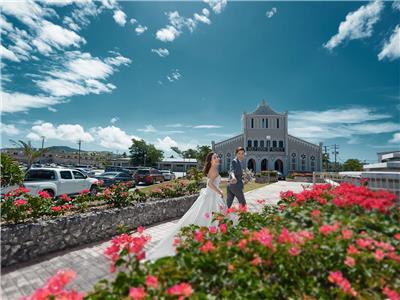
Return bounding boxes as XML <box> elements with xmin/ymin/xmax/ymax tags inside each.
<box><xmin>161</xmin><ymin>170</ymin><xmax>176</xmax><ymax>181</ymax></box>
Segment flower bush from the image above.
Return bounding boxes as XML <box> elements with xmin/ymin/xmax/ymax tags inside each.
<box><xmin>82</xmin><ymin>182</ymin><xmax>400</xmax><ymax>299</ymax></box>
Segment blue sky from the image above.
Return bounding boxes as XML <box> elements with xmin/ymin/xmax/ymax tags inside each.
<box><xmin>1</xmin><ymin>0</ymin><xmax>399</xmax><ymax>163</ymax></box>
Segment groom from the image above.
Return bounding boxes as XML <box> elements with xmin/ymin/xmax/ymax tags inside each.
<box><xmin>227</xmin><ymin>146</ymin><xmax>246</xmax><ymax>208</ymax></box>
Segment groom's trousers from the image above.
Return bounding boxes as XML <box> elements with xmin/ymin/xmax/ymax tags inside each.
<box><xmin>226</xmin><ymin>184</ymin><xmax>246</xmax><ymax>208</ymax></box>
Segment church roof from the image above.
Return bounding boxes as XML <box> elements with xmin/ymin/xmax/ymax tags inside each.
<box><xmin>250</xmin><ymin>100</ymin><xmax>284</xmax><ymax>115</ymax></box>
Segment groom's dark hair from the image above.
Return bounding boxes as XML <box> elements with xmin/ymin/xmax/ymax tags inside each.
<box><xmin>236</xmin><ymin>147</ymin><xmax>245</xmax><ymax>154</ymax></box>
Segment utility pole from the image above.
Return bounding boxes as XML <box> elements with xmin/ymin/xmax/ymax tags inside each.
<box><xmin>331</xmin><ymin>144</ymin><xmax>339</xmax><ymax>172</ymax></box>
<box><xmin>77</xmin><ymin>140</ymin><xmax>82</xmax><ymax>166</ymax></box>
<box><xmin>41</xmin><ymin>136</ymin><xmax>45</xmax><ymax>164</ymax></box>
<box><xmin>323</xmin><ymin>145</ymin><xmax>329</xmax><ymax>172</ymax></box>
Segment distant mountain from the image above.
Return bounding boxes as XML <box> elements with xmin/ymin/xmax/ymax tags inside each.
<box><xmin>45</xmin><ymin>146</ymin><xmax>82</xmax><ymax>153</ymax></box>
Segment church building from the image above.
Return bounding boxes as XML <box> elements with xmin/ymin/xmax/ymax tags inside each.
<box><xmin>211</xmin><ymin>101</ymin><xmax>323</xmax><ymax>175</ymax></box>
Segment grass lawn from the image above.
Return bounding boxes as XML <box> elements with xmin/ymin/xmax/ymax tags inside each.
<box><xmin>132</xmin><ymin>179</ymin><xmax>268</xmax><ymax>198</ymax></box>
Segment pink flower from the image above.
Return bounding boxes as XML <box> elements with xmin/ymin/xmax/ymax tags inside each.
<box><xmin>173</xmin><ymin>238</ymin><xmax>181</xmax><ymax>247</ymax></box>
<box><xmin>129</xmin><ymin>287</ymin><xmax>146</xmax><ymax>300</ymax></box>
<box><xmin>219</xmin><ymin>223</ymin><xmax>227</xmax><ymax>234</ymax></box>
<box><xmin>394</xmin><ymin>233</ymin><xmax>400</xmax><ymax>240</ymax></box>
<box><xmin>342</xmin><ymin>229</ymin><xmax>353</xmax><ymax>240</ymax></box>
<box><xmin>137</xmin><ymin>226</ymin><xmax>144</xmax><ymax>234</ymax></box>
<box><xmin>51</xmin><ymin>206</ymin><xmax>62</xmax><ymax>212</ymax></box>
<box><xmin>347</xmin><ymin>244</ymin><xmax>360</xmax><ymax>256</ymax></box>
<box><xmin>311</xmin><ymin>209</ymin><xmax>321</xmax><ymax>217</ymax></box>
<box><xmin>200</xmin><ymin>241</ymin><xmax>215</xmax><ymax>253</ymax></box>
<box><xmin>145</xmin><ymin>275</ymin><xmax>158</xmax><ymax>288</ymax></box>
<box><xmin>288</xmin><ymin>247</ymin><xmax>301</xmax><ymax>256</ymax></box>
<box><xmin>344</xmin><ymin>256</ymin><xmax>356</xmax><ymax>267</ymax></box>
<box><xmin>319</xmin><ymin>222</ymin><xmax>341</xmax><ymax>236</ymax></box>
<box><xmin>238</xmin><ymin>239</ymin><xmax>247</xmax><ymax>250</ymax></box>
<box><xmin>194</xmin><ymin>230</ymin><xmax>204</xmax><ymax>243</ymax></box>
<box><xmin>209</xmin><ymin>226</ymin><xmax>217</xmax><ymax>234</ymax></box>
<box><xmin>383</xmin><ymin>286</ymin><xmax>400</xmax><ymax>300</ymax></box>
<box><xmin>328</xmin><ymin>271</ymin><xmax>357</xmax><ymax>297</ymax></box>
<box><xmin>13</xmin><ymin>199</ymin><xmax>27</xmax><ymax>207</ymax></box>
<box><xmin>251</xmin><ymin>256</ymin><xmax>262</xmax><ymax>266</ymax></box>
<box><xmin>374</xmin><ymin>249</ymin><xmax>385</xmax><ymax>261</ymax></box>
<box><xmin>38</xmin><ymin>190</ymin><xmax>51</xmax><ymax>199</ymax></box>
<box><xmin>252</xmin><ymin>228</ymin><xmax>274</xmax><ymax>249</ymax></box>
<box><xmin>167</xmin><ymin>282</ymin><xmax>193</xmax><ymax>298</ymax></box>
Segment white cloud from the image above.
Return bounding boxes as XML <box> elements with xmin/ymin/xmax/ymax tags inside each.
<box><xmin>194</xmin><ymin>13</ymin><xmax>211</xmax><ymax>25</ymax></box>
<box><xmin>165</xmin><ymin>123</ymin><xmax>187</xmax><ymax>128</ymax></box>
<box><xmin>204</xmin><ymin>0</ymin><xmax>227</xmax><ymax>14</ymax></box>
<box><xmin>389</xmin><ymin>132</ymin><xmax>400</xmax><ymax>144</ymax></box>
<box><xmin>288</xmin><ymin>107</ymin><xmax>398</xmax><ymax>142</ymax></box>
<box><xmin>156</xmin><ymin>26</ymin><xmax>181</xmax><ymax>42</ymax></box>
<box><xmin>0</xmin><ymin>123</ymin><xmax>20</xmax><ymax>135</ymax></box>
<box><xmin>135</xmin><ymin>25</ymin><xmax>148</xmax><ymax>35</ymax></box>
<box><xmin>1</xmin><ymin>91</ymin><xmax>64</xmax><ymax>113</ymax></box>
<box><xmin>113</xmin><ymin>9</ymin><xmax>127</xmax><ymax>26</ymax></box>
<box><xmin>393</xmin><ymin>1</ymin><xmax>400</xmax><ymax>11</ymax></box>
<box><xmin>48</xmin><ymin>107</ymin><xmax>57</xmax><ymax>112</ymax></box>
<box><xmin>194</xmin><ymin>125</ymin><xmax>222</xmax><ymax>129</ymax></box>
<box><xmin>63</xmin><ymin>16</ymin><xmax>81</xmax><ymax>32</ymax></box>
<box><xmin>323</xmin><ymin>1</ymin><xmax>384</xmax><ymax>50</ymax></box>
<box><xmin>266</xmin><ymin>7</ymin><xmax>277</xmax><ymax>18</ymax></box>
<box><xmin>0</xmin><ymin>44</ymin><xmax>20</xmax><ymax>62</ymax></box>
<box><xmin>138</xmin><ymin>125</ymin><xmax>157</xmax><ymax>133</ymax></box>
<box><xmin>151</xmin><ymin>48</ymin><xmax>170</xmax><ymax>57</ymax></box>
<box><xmin>378</xmin><ymin>25</ymin><xmax>400</xmax><ymax>61</ymax></box>
<box><xmin>155</xmin><ymin>136</ymin><xmax>178</xmax><ymax>152</ymax></box>
<box><xmin>130</xmin><ymin>18</ymin><xmax>137</xmax><ymax>24</ymax></box>
<box><xmin>110</xmin><ymin>117</ymin><xmax>119</xmax><ymax>124</ymax></box>
<box><xmin>35</xmin><ymin>51</ymin><xmax>130</xmax><ymax>97</ymax></box>
<box><xmin>92</xmin><ymin>125</ymin><xmax>138</xmax><ymax>150</ymax></box>
<box><xmin>166</xmin><ymin>69</ymin><xmax>182</xmax><ymax>82</ymax></box>
<box><xmin>27</xmin><ymin>122</ymin><xmax>94</xmax><ymax>143</ymax></box>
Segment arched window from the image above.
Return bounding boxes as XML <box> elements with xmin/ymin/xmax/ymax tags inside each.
<box><xmin>301</xmin><ymin>154</ymin><xmax>306</xmax><ymax>171</ymax></box>
<box><xmin>254</xmin><ymin>140</ymin><xmax>258</xmax><ymax>148</ymax></box>
<box><xmin>247</xmin><ymin>140</ymin><xmax>252</xmax><ymax>147</ymax></box>
<box><xmin>279</xmin><ymin>140</ymin><xmax>284</xmax><ymax>148</ymax></box>
<box><xmin>272</xmin><ymin>140</ymin><xmax>277</xmax><ymax>148</ymax></box>
<box><xmin>260</xmin><ymin>140</ymin><xmax>265</xmax><ymax>148</ymax></box>
<box><xmin>291</xmin><ymin>153</ymin><xmax>297</xmax><ymax>170</ymax></box>
<box><xmin>310</xmin><ymin>155</ymin><xmax>316</xmax><ymax>172</ymax></box>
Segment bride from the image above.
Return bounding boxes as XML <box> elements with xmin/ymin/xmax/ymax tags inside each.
<box><xmin>146</xmin><ymin>151</ymin><xmax>228</xmax><ymax>260</ymax></box>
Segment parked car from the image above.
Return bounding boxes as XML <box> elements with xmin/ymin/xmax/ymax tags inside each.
<box><xmin>94</xmin><ymin>172</ymin><xmax>136</xmax><ymax>187</ymax></box>
<box><xmin>160</xmin><ymin>170</ymin><xmax>176</xmax><ymax>181</ymax></box>
<box><xmin>23</xmin><ymin>168</ymin><xmax>100</xmax><ymax>198</ymax></box>
<box><xmin>276</xmin><ymin>171</ymin><xmax>285</xmax><ymax>180</ymax></box>
<box><xmin>75</xmin><ymin>168</ymin><xmax>96</xmax><ymax>177</ymax></box>
<box><xmin>105</xmin><ymin>166</ymin><xmax>136</xmax><ymax>176</ymax></box>
<box><xmin>134</xmin><ymin>168</ymin><xmax>164</xmax><ymax>185</ymax></box>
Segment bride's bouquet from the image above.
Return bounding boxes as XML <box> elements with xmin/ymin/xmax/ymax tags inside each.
<box><xmin>242</xmin><ymin>168</ymin><xmax>254</xmax><ymax>184</ymax></box>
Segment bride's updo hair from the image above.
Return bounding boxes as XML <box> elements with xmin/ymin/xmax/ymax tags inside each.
<box><xmin>203</xmin><ymin>151</ymin><xmax>215</xmax><ymax>176</ymax></box>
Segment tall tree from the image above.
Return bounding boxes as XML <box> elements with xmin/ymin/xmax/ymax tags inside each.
<box><xmin>182</xmin><ymin>148</ymin><xmax>198</xmax><ymax>159</ymax></box>
<box><xmin>343</xmin><ymin>159</ymin><xmax>363</xmax><ymax>171</ymax></box>
<box><xmin>196</xmin><ymin>145</ymin><xmax>212</xmax><ymax>165</ymax></box>
<box><xmin>9</xmin><ymin>139</ymin><xmax>47</xmax><ymax>169</ymax></box>
<box><xmin>130</xmin><ymin>139</ymin><xmax>163</xmax><ymax>166</ymax></box>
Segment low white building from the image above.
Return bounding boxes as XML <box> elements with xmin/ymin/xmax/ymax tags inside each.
<box><xmin>158</xmin><ymin>158</ymin><xmax>199</xmax><ymax>172</ymax></box>
<box><xmin>363</xmin><ymin>151</ymin><xmax>400</xmax><ymax>171</ymax></box>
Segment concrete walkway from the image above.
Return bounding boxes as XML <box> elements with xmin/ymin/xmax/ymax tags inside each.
<box><xmin>1</xmin><ymin>181</ymin><xmax>309</xmax><ymax>300</ymax></box>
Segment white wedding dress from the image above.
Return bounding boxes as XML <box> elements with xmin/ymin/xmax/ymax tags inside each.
<box><xmin>146</xmin><ymin>175</ymin><xmax>228</xmax><ymax>261</ymax></box>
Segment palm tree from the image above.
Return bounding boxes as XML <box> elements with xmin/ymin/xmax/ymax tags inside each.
<box><xmin>9</xmin><ymin>140</ymin><xmax>47</xmax><ymax>169</ymax></box>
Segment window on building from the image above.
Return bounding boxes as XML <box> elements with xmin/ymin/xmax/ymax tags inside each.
<box><xmin>277</xmin><ymin>118</ymin><xmax>280</xmax><ymax>128</ymax></box>
<box><xmin>272</xmin><ymin>140</ymin><xmax>277</xmax><ymax>148</ymax></box>
<box><xmin>279</xmin><ymin>141</ymin><xmax>284</xmax><ymax>148</ymax></box>
<box><xmin>260</xmin><ymin>140</ymin><xmax>264</xmax><ymax>147</ymax></box>
<box><xmin>251</xmin><ymin>118</ymin><xmax>254</xmax><ymax>128</ymax></box>
<box><xmin>266</xmin><ymin>118</ymin><xmax>268</xmax><ymax>128</ymax></box>
<box><xmin>262</xmin><ymin>119</ymin><xmax>265</xmax><ymax>128</ymax></box>
<box><xmin>254</xmin><ymin>140</ymin><xmax>258</xmax><ymax>148</ymax></box>
<box><xmin>247</xmin><ymin>140</ymin><xmax>252</xmax><ymax>147</ymax></box>
<box><xmin>291</xmin><ymin>153</ymin><xmax>297</xmax><ymax>170</ymax></box>
<box><xmin>301</xmin><ymin>154</ymin><xmax>306</xmax><ymax>171</ymax></box>
<box><xmin>310</xmin><ymin>156</ymin><xmax>316</xmax><ymax>172</ymax></box>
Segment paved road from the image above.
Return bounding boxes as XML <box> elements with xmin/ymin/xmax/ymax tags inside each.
<box><xmin>1</xmin><ymin>181</ymin><xmax>309</xmax><ymax>300</ymax></box>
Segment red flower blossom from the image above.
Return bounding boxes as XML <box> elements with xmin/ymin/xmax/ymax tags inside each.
<box><xmin>251</xmin><ymin>255</ymin><xmax>262</xmax><ymax>266</ymax></box>
<box><xmin>137</xmin><ymin>226</ymin><xmax>144</xmax><ymax>234</ymax></box>
<box><xmin>288</xmin><ymin>247</ymin><xmax>301</xmax><ymax>256</ymax></box>
<box><xmin>344</xmin><ymin>256</ymin><xmax>356</xmax><ymax>267</ymax></box>
<box><xmin>51</xmin><ymin>206</ymin><xmax>62</xmax><ymax>212</ymax></box>
<box><xmin>200</xmin><ymin>241</ymin><xmax>215</xmax><ymax>253</ymax></box>
<box><xmin>252</xmin><ymin>228</ymin><xmax>274</xmax><ymax>249</ymax></box>
<box><xmin>219</xmin><ymin>223</ymin><xmax>227</xmax><ymax>234</ymax></box>
<box><xmin>238</xmin><ymin>239</ymin><xmax>247</xmax><ymax>250</ymax></box>
<box><xmin>145</xmin><ymin>275</ymin><xmax>158</xmax><ymax>289</ymax></box>
<box><xmin>342</xmin><ymin>229</ymin><xmax>353</xmax><ymax>240</ymax></box>
<box><xmin>319</xmin><ymin>222</ymin><xmax>341</xmax><ymax>236</ymax></box>
<box><xmin>311</xmin><ymin>209</ymin><xmax>321</xmax><ymax>217</ymax></box>
<box><xmin>394</xmin><ymin>233</ymin><xmax>400</xmax><ymax>240</ymax></box>
<box><xmin>38</xmin><ymin>190</ymin><xmax>51</xmax><ymax>199</ymax></box>
<box><xmin>383</xmin><ymin>286</ymin><xmax>400</xmax><ymax>300</ymax></box>
<box><xmin>328</xmin><ymin>271</ymin><xmax>357</xmax><ymax>297</ymax></box>
<box><xmin>347</xmin><ymin>244</ymin><xmax>361</xmax><ymax>256</ymax></box>
<box><xmin>209</xmin><ymin>226</ymin><xmax>217</xmax><ymax>234</ymax></box>
<box><xmin>167</xmin><ymin>282</ymin><xmax>193</xmax><ymax>299</ymax></box>
<box><xmin>374</xmin><ymin>249</ymin><xmax>385</xmax><ymax>261</ymax></box>
<box><xmin>194</xmin><ymin>230</ymin><xmax>204</xmax><ymax>243</ymax></box>
<box><xmin>129</xmin><ymin>287</ymin><xmax>146</xmax><ymax>300</ymax></box>
<box><xmin>13</xmin><ymin>199</ymin><xmax>27</xmax><ymax>207</ymax></box>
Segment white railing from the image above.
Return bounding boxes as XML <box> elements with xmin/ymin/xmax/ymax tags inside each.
<box><xmin>312</xmin><ymin>171</ymin><xmax>400</xmax><ymax>199</ymax></box>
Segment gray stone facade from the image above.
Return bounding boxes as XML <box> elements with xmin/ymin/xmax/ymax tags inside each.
<box><xmin>1</xmin><ymin>194</ymin><xmax>198</xmax><ymax>267</ymax></box>
<box><xmin>212</xmin><ymin>101</ymin><xmax>323</xmax><ymax>175</ymax></box>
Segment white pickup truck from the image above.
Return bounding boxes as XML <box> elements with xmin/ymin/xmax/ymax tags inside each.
<box><xmin>23</xmin><ymin>168</ymin><xmax>100</xmax><ymax>198</ymax></box>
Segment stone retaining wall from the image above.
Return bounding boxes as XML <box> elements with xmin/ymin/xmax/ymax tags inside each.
<box><xmin>1</xmin><ymin>194</ymin><xmax>198</xmax><ymax>267</ymax></box>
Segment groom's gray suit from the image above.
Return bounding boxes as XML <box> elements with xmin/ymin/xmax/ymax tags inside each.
<box><xmin>227</xmin><ymin>157</ymin><xmax>246</xmax><ymax>208</ymax></box>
